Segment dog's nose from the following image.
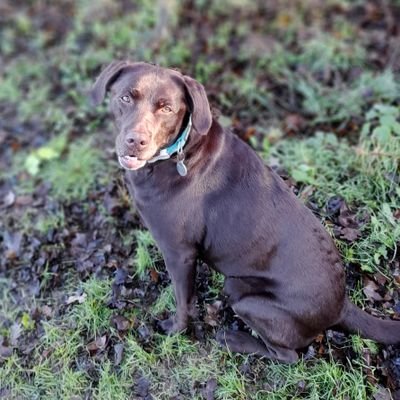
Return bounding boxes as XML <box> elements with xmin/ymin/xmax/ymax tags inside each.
<box><xmin>125</xmin><ymin>132</ymin><xmax>149</xmax><ymax>151</ymax></box>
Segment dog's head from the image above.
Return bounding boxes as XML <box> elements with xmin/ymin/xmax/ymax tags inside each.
<box><xmin>90</xmin><ymin>61</ymin><xmax>212</xmax><ymax>170</ymax></box>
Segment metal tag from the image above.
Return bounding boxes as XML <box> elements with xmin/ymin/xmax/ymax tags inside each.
<box><xmin>176</xmin><ymin>149</ymin><xmax>187</xmax><ymax>176</ymax></box>
<box><xmin>177</xmin><ymin>160</ymin><xmax>187</xmax><ymax>176</ymax></box>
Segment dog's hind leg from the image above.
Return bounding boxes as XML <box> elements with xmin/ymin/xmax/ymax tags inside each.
<box><xmin>224</xmin><ymin>296</ymin><xmax>301</xmax><ymax>363</ymax></box>
<box><xmin>216</xmin><ymin>329</ymin><xmax>298</xmax><ymax>363</ymax></box>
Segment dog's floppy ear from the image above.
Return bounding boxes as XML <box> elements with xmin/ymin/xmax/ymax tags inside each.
<box><xmin>183</xmin><ymin>75</ymin><xmax>212</xmax><ymax>135</ymax></box>
<box><xmin>90</xmin><ymin>60</ymin><xmax>130</xmax><ymax>106</ymax></box>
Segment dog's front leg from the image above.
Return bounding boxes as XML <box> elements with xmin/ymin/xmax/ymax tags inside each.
<box><xmin>158</xmin><ymin>248</ymin><xmax>197</xmax><ymax>334</ymax></box>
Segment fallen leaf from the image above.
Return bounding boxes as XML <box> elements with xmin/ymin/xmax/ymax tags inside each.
<box><xmin>373</xmin><ymin>386</ymin><xmax>392</xmax><ymax>400</ymax></box>
<box><xmin>299</xmin><ymin>185</ymin><xmax>315</xmax><ymax>202</ymax></box>
<box><xmin>363</xmin><ymin>279</ymin><xmax>383</xmax><ymax>302</ymax></box>
<box><xmin>303</xmin><ymin>345</ymin><xmax>316</xmax><ymax>360</ymax></box>
<box><xmin>1</xmin><ymin>191</ymin><xmax>15</xmax><ymax>208</ymax></box>
<box><xmin>0</xmin><ymin>129</ymin><xmax>6</xmax><ymax>145</ymax></box>
<box><xmin>283</xmin><ymin>113</ymin><xmax>306</xmax><ymax>133</ymax></box>
<box><xmin>326</xmin><ymin>196</ymin><xmax>344</xmax><ymax>216</ymax></box>
<box><xmin>111</xmin><ymin>315</ymin><xmax>131</xmax><ymax>331</ymax></box>
<box><xmin>374</xmin><ymin>273</ymin><xmax>388</xmax><ymax>285</ymax></box>
<box><xmin>15</xmin><ymin>195</ymin><xmax>33</xmax><ymax>206</ymax></box>
<box><xmin>9</xmin><ymin>322</ymin><xmax>22</xmax><ymax>346</ymax></box>
<box><xmin>150</xmin><ymin>268</ymin><xmax>159</xmax><ymax>283</ymax></box>
<box><xmin>338</xmin><ymin>203</ymin><xmax>359</xmax><ymax>228</ymax></box>
<box><xmin>3</xmin><ymin>230</ymin><xmax>22</xmax><ymax>260</ymax></box>
<box><xmin>71</xmin><ymin>233</ymin><xmax>88</xmax><ymax>249</ymax></box>
<box><xmin>314</xmin><ymin>333</ymin><xmax>325</xmax><ymax>343</ymax></box>
<box><xmin>339</xmin><ymin>227</ymin><xmax>361</xmax><ymax>242</ymax></box>
<box><xmin>114</xmin><ymin>343</ymin><xmax>124</xmax><ymax>366</ymax></box>
<box><xmin>202</xmin><ymin>378</ymin><xmax>218</xmax><ymax>400</ymax></box>
<box><xmin>138</xmin><ymin>324</ymin><xmax>151</xmax><ymax>341</ymax></box>
<box><xmin>135</xmin><ymin>376</ymin><xmax>150</xmax><ymax>398</ymax></box>
<box><xmin>0</xmin><ymin>345</ymin><xmax>13</xmax><ymax>360</ymax></box>
<box><xmin>103</xmin><ymin>192</ymin><xmax>122</xmax><ymax>215</ymax></box>
<box><xmin>114</xmin><ymin>268</ymin><xmax>128</xmax><ymax>285</ymax></box>
<box><xmin>204</xmin><ymin>301</ymin><xmax>223</xmax><ymax>327</ymax></box>
<box><xmin>66</xmin><ymin>292</ymin><xmax>87</xmax><ymax>305</ymax></box>
<box><xmin>86</xmin><ymin>335</ymin><xmax>107</xmax><ymax>353</ymax></box>
<box><xmin>41</xmin><ymin>305</ymin><xmax>53</xmax><ymax>318</ymax></box>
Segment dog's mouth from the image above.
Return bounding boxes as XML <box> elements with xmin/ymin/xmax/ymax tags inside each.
<box><xmin>118</xmin><ymin>155</ymin><xmax>147</xmax><ymax>171</ymax></box>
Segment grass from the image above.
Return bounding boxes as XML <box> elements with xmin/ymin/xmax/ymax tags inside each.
<box><xmin>294</xmin><ymin>70</ymin><xmax>399</xmax><ymax>124</ymax></box>
<box><xmin>0</xmin><ymin>273</ymin><xmax>380</xmax><ymax>400</ymax></box>
<box><xmin>1</xmin><ymin>1</ymin><xmax>399</xmax><ymax>399</ymax></box>
<box><xmin>10</xmin><ymin>133</ymin><xmax>107</xmax><ymax>205</ymax></box>
<box><xmin>41</xmin><ymin>137</ymin><xmax>106</xmax><ymax>202</ymax></box>
<box><xmin>151</xmin><ymin>285</ymin><xmax>176</xmax><ymax>316</ymax></box>
<box><xmin>266</xmin><ymin>104</ymin><xmax>400</xmax><ymax>272</ymax></box>
<box><xmin>133</xmin><ymin>230</ymin><xmax>160</xmax><ymax>279</ymax></box>
<box><xmin>71</xmin><ymin>278</ymin><xmax>114</xmax><ymax>337</ymax></box>
<box><xmin>255</xmin><ymin>358</ymin><xmax>371</xmax><ymax>400</ymax></box>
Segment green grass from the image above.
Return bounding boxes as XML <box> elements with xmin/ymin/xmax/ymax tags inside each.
<box><xmin>1</xmin><ymin>262</ymin><xmax>382</xmax><ymax>399</ymax></box>
<box><xmin>1</xmin><ymin>1</ymin><xmax>399</xmax><ymax>399</ymax></box>
<box><xmin>351</xmin><ymin>335</ymin><xmax>379</xmax><ymax>357</ymax></box>
<box><xmin>267</xmin><ymin>104</ymin><xmax>400</xmax><ymax>272</ymax></box>
<box><xmin>294</xmin><ymin>70</ymin><xmax>399</xmax><ymax>124</ymax></box>
<box><xmin>71</xmin><ymin>277</ymin><xmax>113</xmax><ymax>337</ymax></box>
<box><xmin>15</xmin><ymin>207</ymin><xmax>66</xmax><ymax>237</ymax></box>
<box><xmin>133</xmin><ymin>230</ymin><xmax>161</xmax><ymax>279</ymax></box>
<box><xmin>10</xmin><ymin>133</ymin><xmax>107</xmax><ymax>205</ymax></box>
<box><xmin>254</xmin><ymin>358</ymin><xmax>372</xmax><ymax>400</ymax></box>
<box><xmin>40</xmin><ymin>137</ymin><xmax>106</xmax><ymax>202</ymax></box>
<box><xmin>151</xmin><ymin>285</ymin><xmax>175</xmax><ymax>316</ymax></box>
<box><xmin>0</xmin><ymin>272</ymin><xmax>380</xmax><ymax>400</ymax></box>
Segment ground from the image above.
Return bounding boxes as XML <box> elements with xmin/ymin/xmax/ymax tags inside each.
<box><xmin>0</xmin><ymin>1</ymin><xmax>400</xmax><ymax>399</ymax></box>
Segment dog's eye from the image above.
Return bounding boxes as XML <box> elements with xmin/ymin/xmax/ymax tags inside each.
<box><xmin>121</xmin><ymin>95</ymin><xmax>131</xmax><ymax>103</ymax></box>
<box><xmin>161</xmin><ymin>105</ymin><xmax>172</xmax><ymax>113</ymax></box>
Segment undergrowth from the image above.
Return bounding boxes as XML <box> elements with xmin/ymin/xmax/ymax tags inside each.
<box><xmin>268</xmin><ymin>104</ymin><xmax>400</xmax><ymax>272</ymax></box>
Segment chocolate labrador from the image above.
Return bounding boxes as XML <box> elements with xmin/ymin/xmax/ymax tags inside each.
<box><xmin>91</xmin><ymin>61</ymin><xmax>400</xmax><ymax>363</ymax></box>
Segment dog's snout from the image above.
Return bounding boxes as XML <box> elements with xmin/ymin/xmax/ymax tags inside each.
<box><xmin>125</xmin><ymin>132</ymin><xmax>149</xmax><ymax>151</ymax></box>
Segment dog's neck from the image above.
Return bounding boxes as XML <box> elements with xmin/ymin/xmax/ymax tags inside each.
<box><xmin>127</xmin><ymin>119</ymin><xmax>223</xmax><ymax>185</ymax></box>
<box><xmin>146</xmin><ymin>113</ymin><xmax>193</xmax><ymax>175</ymax></box>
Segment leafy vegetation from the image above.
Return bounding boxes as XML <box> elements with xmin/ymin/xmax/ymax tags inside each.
<box><xmin>1</xmin><ymin>1</ymin><xmax>399</xmax><ymax>399</ymax></box>
<box><xmin>269</xmin><ymin>104</ymin><xmax>400</xmax><ymax>272</ymax></box>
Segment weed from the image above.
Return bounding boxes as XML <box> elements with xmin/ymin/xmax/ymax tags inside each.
<box><xmin>268</xmin><ymin>104</ymin><xmax>400</xmax><ymax>272</ymax></box>
<box><xmin>94</xmin><ymin>361</ymin><xmax>130</xmax><ymax>400</ymax></box>
<box><xmin>256</xmin><ymin>358</ymin><xmax>372</xmax><ymax>399</ymax></box>
<box><xmin>123</xmin><ymin>334</ymin><xmax>157</xmax><ymax>375</ymax></box>
<box><xmin>348</xmin><ymin>280</ymin><xmax>365</xmax><ymax>308</ymax></box>
<box><xmin>1</xmin><ymin>2</ymin><xmax>398</xmax><ymax>398</ymax></box>
<box><xmin>34</xmin><ymin>210</ymin><xmax>65</xmax><ymax>235</ymax></box>
<box><xmin>351</xmin><ymin>335</ymin><xmax>379</xmax><ymax>357</ymax></box>
<box><xmin>42</xmin><ymin>137</ymin><xmax>106</xmax><ymax>202</ymax></box>
<box><xmin>216</xmin><ymin>361</ymin><xmax>248</xmax><ymax>399</ymax></box>
<box><xmin>206</xmin><ymin>270</ymin><xmax>225</xmax><ymax>300</ymax></box>
<box><xmin>151</xmin><ymin>285</ymin><xmax>175</xmax><ymax>316</ymax></box>
<box><xmin>71</xmin><ymin>277</ymin><xmax>113</xmax><ymax>337</ymax></box>
<box><xmin>134</xmin><ymin>230</ymin><xmax>160</xmax><ymax>279</ymax></box>
<box><xmin>294</xmin><ymin>70</ymin><xmax>400</xmax><ymax>124</ymax></box>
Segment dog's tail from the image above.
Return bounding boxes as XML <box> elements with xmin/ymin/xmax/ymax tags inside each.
<box><xmin>336</xmin><ymin>298</ymin><xmax>400</xmax><ymax>344</ymax></box>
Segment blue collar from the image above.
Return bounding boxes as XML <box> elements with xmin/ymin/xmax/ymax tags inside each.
<box><xmin>148</xmin><ymin>115</ymin><xmax>192</xmax><ymax>164</ymax></box>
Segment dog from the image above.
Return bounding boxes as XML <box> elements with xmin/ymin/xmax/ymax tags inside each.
<box><xmin>91</xmin><ymin>61</ymin><xmax>400</xmax><ymax>363</ymax></box>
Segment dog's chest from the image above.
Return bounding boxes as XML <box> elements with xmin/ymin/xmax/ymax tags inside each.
<box><xmin>125</xmin><ymin>169</ymin><xmax>204</xmax><ymax>243</ymax></box>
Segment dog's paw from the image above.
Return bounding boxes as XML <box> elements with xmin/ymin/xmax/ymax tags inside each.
<box><xmin>158</xmin><ymin>315</ymin><xmax>187</xmax><ymax>335</ymax></box>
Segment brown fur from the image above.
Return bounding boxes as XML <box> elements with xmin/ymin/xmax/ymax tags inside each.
<box><xmin>91</xmin><ymin>61</ymin><xmax>400</xmax><ymax>363</ymax></box>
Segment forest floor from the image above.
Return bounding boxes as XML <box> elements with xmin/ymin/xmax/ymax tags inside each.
<box><xmin>0</xmin><ymin>1</ymin><xmax>400</xmax><ymax>399</ymax></box>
